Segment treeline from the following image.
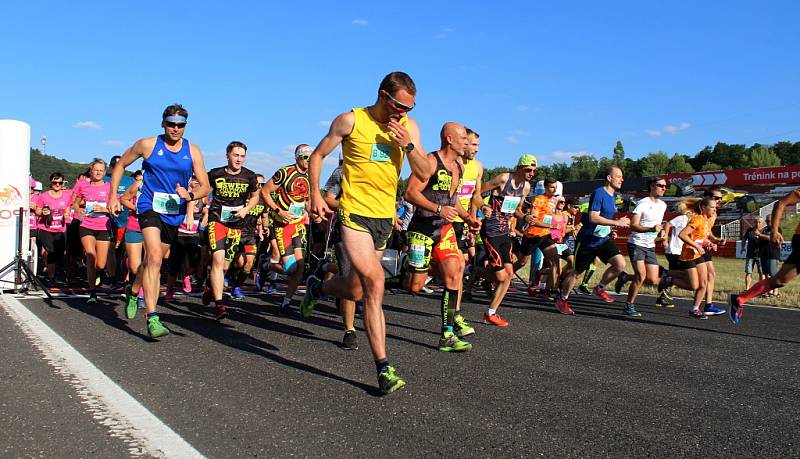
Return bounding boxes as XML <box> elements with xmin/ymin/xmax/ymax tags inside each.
<box><xmin>482</xmin><ymin>140</ymin><xmax>800</xmax><ymax>185</ymax></box>
<box><xmin>30</xmin><ymin>148</ymin><xmax>89</xmax><ymax>185</ymax></box>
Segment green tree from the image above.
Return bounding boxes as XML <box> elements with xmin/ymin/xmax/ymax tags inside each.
<box><xmin>613</xmin><ymin>140</ymin><xmax>625</xmax><ymax>164</ymax></box>
<box><xmin>638</xmin><ymin>151</ymin><xmax>671</xmax><ymax>176</ymax></box>
<box><xmin>482</xmin><ymin>166</ymin><xmax>512</xmax><ymax>184</ymax></box>
<box><xmin>747</xmin><ymin>146</ymin><xmax>781</xmax><ymax>168</ymax></box>
<box><xmin>569</xmin><ymin>155</ymin><xmax>599</xmax><ymax>181</ymax></box>
<box><xmin>667</xmin><ymin>154</ymin><xmax>694</xmax><ymax>173</ymax></box>
<box><xmin>772</xmin><ymin>141</ymin><xmax>800</xmax><ymax>165</ymax></box>
<box><xmin>701</xmin><ymin>162</ymin><xmax>722</xmax><ymax>172</ymax></box>
<box><xmin>29</xmin><ymin>148</ymin><xmax>89</xmax><ymax>185</ymax></box>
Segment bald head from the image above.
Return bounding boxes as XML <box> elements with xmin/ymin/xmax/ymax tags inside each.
<box><xmin>440</xmin><ymin>122</ymin><xmax>468</xmax><ymax>155</ymax></box>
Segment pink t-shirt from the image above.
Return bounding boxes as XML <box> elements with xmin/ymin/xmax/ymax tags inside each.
<box><xmin>29</xmin><ymin>195</ymin><xmax>38</xmax><ymax>230</ymax></box>
<box><xmin>550</xmin><ymin>212</ymin><xmax>567</xmax><ymax>243</ymax></box>
<box><xmin>127</xmin><ymin>193</ymin><xmax>140</xmax><ymax>232</ymax></box>
<box><xmin>73</xmin><ymin>180</ymin><xmax>112</xmax><ymax>231</ymax></box>
<box><xmin>34</xmin><ymin>190</ymin><xmax>74</xmax><ymax>233</ymax></box>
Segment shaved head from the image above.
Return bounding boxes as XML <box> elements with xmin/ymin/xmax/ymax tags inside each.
<box><xmin>440</xmin><ymin>122</ymin><xmax>466</xmax><ymax>148</ymax></box>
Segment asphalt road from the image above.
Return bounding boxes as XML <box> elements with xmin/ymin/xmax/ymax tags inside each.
<box><xmin>1</xmin><ymin>284</ymin><xmax>798</xmax><ymax>457</ymax></box>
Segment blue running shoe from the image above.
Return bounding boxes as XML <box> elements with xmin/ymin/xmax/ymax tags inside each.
<box><xmin>729</xmin><ymin>294</ymin><xmax>743</xmax><ymax>324</ymax></box>
<box><xmin>704</xmin><ymin>304</ymin><xmax>726</xmax><ymax>316</ymax></box>
<box><xmin>231</xmin><ymin>286</ymin><xmax>244</xmax><ymax>300</ymax></box>
<box><xmin>623</xmin><ymin>304</ymin><xmax>642</xmax><ymax>317</ymax></box>
<box><xmin>254</xmin><ymin>272</ymin><xmax>263</xmax><ymax>290</ymax></box>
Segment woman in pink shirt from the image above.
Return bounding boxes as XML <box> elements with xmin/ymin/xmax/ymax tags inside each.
<box><xmin>32</xmin><ymin>172</ymin><xmax>74</xmax><ymax>284</ymax></box>
<box><xmin>71</xmin><ymin>159</ymin><xmax>113</xmax><ymax>303</ymax></box>
<box><xmin>120</xmin><ymin>174</ymin><xmax>144</xmax><ymax>295</ymax></box>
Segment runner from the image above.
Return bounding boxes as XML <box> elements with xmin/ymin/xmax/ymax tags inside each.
<box><xmin>477</xmin><ymin>154</ymin><xmax>536</xmax><ymax>326</ymax></box>
<box><xmin>119</xmin><ymin>172</ymin><xmax>144</xmax><ymax>304</ymax></box>
<box><xmin>730</xmin><ymin>187</ymin><xmax>800</xmax><ymax>323</ymax></box>
<box><xmin>228</xmin><ymin>173</ymin><xmax>268</xmax><ymax>301</ymax></box>
<box><xmin>105</xmin><ymin>155</ymin><xmax>135</xmax><ymax>288</ymax></box>
<box><xmin>699</xmin><ymin>187</ymin><xmax>727</xmax><ymax>316</ymax></box>
<box><xmin>520</xmin><ymin>177</ymin><xmax>562</xmax><ymax>297</ymax></box>
<box><xmin>304</xmin><ymin>71</ymin><xmax>431</xmax><ymax>395</ymax></box>
<box><xmin>402</xmin><ymin>122</ymin><xmax>480</xmax><ymax>351</ymax></box>
<box><xmin>72</xmin><ymin>158</ymin><xmax>114</xmax><ymax>303</ymax></box>
<box><xmin>620</xmin><ymin>177</ymin><xmax>668</xmax><ymax>316</ymax></box>
<box><xmin>165</xmin><ymin>176</ymin><xmax>205</xmax><ymax>300</ymax></box>
<box><xmin>32</xmin><ymin>172</ymin><xmax>73</xmax><ymax>284</ymax></box>
<box><xmin>202</xmin><ymin>141</ymin><xmax>261</xmax><ymax>320</ymax></box>
<box><xmin>556</xmin><ymin>166</ymin><xmax>631</xmax><ymax>315</ymax></box>
<box><xmin>108</xmin><ymin>104</ymin><xmax>211</xmax><ymax>339</ymax></box>
<box><xmin>261</xmin><ymin>145</ymin><xmax>312</xmax><ymax>314</ymax></box>
<box><xmin>676</xmin><ymin>197</ymin><xmax>718</xmax><ymax>318</ymax></box>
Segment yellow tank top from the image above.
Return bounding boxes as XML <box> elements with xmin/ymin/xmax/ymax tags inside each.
<box><xmin>453</xmin><ymin>158</ymin><xmax>479</xmax><ymax>223</ymax></box>
<box><xmin>340</xmin><ymin>107</ymin><xmax>407</xmax><ymax>218</ymax></box>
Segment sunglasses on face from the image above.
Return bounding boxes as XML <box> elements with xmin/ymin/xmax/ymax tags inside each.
<box><xmin>713</xmin><ymin>196</ymin><xmax>723</xmax><ymax>201</ymax></box>
<box><xmin>523</xmin><ymin>168</ymin><xmax>536</xmax><ymax>173</ymax></box>
<box><xmin>51</xmin><ymin>180</ymin><xmax>63</xmax><ymax>185</ymax></box>
<box><xmin>382</xmin><ymin>90</ymin><xmax>415</xmax><ymax>112</ymax></box>
<box><xmin>165</xmin><ymin>122</ymin><xmax>187</xmax><ymax>129</ymax></box>
<box><xmin>654</xmin><ymin>183</ymin><xmax>667</xmax><ymax>189</ymax></box>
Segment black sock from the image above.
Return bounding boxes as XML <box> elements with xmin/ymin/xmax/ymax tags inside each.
<box><xmin>375</xmin><ymin>359</ymin><xmax>389</xmax><ymax>374</ymax></box>
<box><xmin>441</xmin><ymin>288</ymin><xmax>458</xmax><ymax>332</ymax></box>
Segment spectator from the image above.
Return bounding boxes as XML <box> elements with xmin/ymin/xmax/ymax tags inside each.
<box><xmin>743</xmin><ymin>218</ymin><xmax>764</xmax><ymax>289</ymax></box>
<box><xmin>758</xmin><ymin>214</ymin><xmax>783</xmax><ymax>297</ymax></box>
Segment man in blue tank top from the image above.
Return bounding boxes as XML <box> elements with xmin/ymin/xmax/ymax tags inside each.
<box><xmin>108</xmin><ymin>104</ymin><xmax>211</xmax><ymax>339</ymax></box>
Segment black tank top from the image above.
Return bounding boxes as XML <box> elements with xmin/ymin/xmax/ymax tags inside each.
<box><xmin>409</xmin><ymin>152</ymin><xmax>462</xmax><ymax>231</ymax></box>
<box><xmin>483</xmin><ymin>175</ymin><xmax>525</xmax><ymax>237</ymax></box>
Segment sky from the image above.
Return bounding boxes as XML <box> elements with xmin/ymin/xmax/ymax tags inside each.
<box><xmin>2</xmin><ymin>0</ymin><xmax>799</xmax><ymax>181</ymax></box>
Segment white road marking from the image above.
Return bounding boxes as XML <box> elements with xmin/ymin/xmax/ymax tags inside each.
<box><xmin>0</xmin><ymin>294</ymin><xmax>205</xmax><ymax>458</ymax></box>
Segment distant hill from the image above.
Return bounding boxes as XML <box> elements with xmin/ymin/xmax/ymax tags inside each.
<box><xmin>30</xmin><ymin>148</ymin><xmax>89</xmax><ymax>185</ymax></box>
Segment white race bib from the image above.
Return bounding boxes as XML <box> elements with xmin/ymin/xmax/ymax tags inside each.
<box><xmin>221</xmin><ymin>205</ymin><xmax>243</xmax><ymax>222</ymax></box>
<box><xmin>500</xmin><ymin>196</ymin><xmax>521</xmax><ymax>214</ymax></box>
<box><xmin>288</xmin><ymin>202</ymin><xmax>305</xmax><ymax>218</ymax></box>
<box><xmin>458</xmin><ymin>180</ymin><xmax>476</xmax><ymax>199</ymax></box>
<box><xmin>542</xmin><ymin>214</ymin><xmax>553</xmax><ymax>225</ymax></box>
<box><xmin>153</xmin><ymin>192</ymin><xmax>181</xmax><ymax>215</ymax></box>
<box><xmin>408</xmin><ymin>243</ymin><xmax>426</xmax><ymax>268</ymax></box>
<box><xmin>593</xmin><ymin>225</ymin><xmax>612</xmax><ymax>238</ymax></box>
<box><xmin>85</xmin><ymin>200</ymin><xmax>103</xmax><ymax>216</ymax></box>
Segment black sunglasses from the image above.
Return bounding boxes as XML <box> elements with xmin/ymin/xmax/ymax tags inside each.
<box><xmin>165</xmin><ymin>121</ymin><xmax>187</xmax><ymax>129</ymax></box>
<box><xmin>382</xmin><ymin>90</ymin><xmax>415</xmax><ymax>112</ymax></box>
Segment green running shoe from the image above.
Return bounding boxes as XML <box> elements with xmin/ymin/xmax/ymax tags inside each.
<box><xmin>147</xmin><ymin>315</ymin><xmax>170</xmax><ymax>339</ymax></box>
<box><xmin>453</xmin><ymin>315</ymin><xmax>475</xmax><ymax>337</ymax></box>
<box><xmin>125</xmin><ymin>286</ymin><xmax>139</xmax><ymax>320</ymax></box>
<box><xmin>300</xmin><ymin>275</ymin><xmax>321</xmax><ymax>319</ymax></box>
<box><xmin>438</xmin><ymin>331</ymin><xmax>473</xmax><ymax>352</ymax></box>
<box><xmin>377</xmin><ymin>366</ymin><xmax>406</xmax><ymax>395</ymax></box>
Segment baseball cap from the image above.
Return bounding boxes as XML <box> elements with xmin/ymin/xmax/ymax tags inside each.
<box><xmin>517</xmin><ymin>154</ymin><xmax>538</xmax><ymax>168</ymax></box>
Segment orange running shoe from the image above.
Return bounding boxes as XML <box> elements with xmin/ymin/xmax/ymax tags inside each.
<box><xmin>483</xmin><ymin>313</ymin><xmax>509</xmax><ymax>327</ymax></box>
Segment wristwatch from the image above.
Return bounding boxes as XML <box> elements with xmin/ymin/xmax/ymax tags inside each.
<box><xmin>404</xmin><ymin>142</ymin><xmax>415</xmax><ymax>153</ymax></box>
<box><xmin>188</xmin><ymin>192</ymin><xmax>195</xmax><ymax>201</ymax></box>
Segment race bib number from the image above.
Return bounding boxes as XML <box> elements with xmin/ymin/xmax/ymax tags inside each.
<box><xmin>408</xmin><ymin>243</ymin><xmax>426</xmax><ymax>268</ymax></box>
<box><xmin>288</xmin><ymin>202</ymin><xmax>305</xmax><ymax>218</ymax></box>
<box><xmin>542</xmin><ymin>215</ymin><xmax>553</xmax><ymax>225</ymax></box>
<box><xmin>85</xmin><ymin>201</ymin><xmax>103</xmax><ymax>216</ymax></box>
<box><xmin>153</xmin><ymin>192</ymin><xmax>181</xmax><ymax>215</ymax></box>
<box><xmin>458</xmin><ymin>180</ymin><xmax>476</xmax><ymax>199</ymax></box>
<box><xmin>370</xmin><ymin>144</ymin><xmax>392</xmax><ymax>162</ymax></box>
<box><xmin>593</xmin><ymin>225</ymin><xmax>612</xmax><ymax>238</ymax></box>
<box><xmin>500</xmin><ymin>196</ymin><xmax>521</xmax><ymax>214</ymax></box>
<box><xmin>556</xmin><ymin>243</ymin><xmax>568</xmax><ymax>255</ymax></box>
<box><xmin>221</xmin><ymin>205</ymin><xmax>243</xmax><ymax>222</ymax></box>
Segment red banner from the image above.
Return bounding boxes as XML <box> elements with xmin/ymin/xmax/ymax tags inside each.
<box><xmin>664</xmin><ymin>165</ymin><xmax>800</xmax><ymax>187</ymax></box>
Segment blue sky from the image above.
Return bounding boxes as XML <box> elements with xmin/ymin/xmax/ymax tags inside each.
<box><xmin>2</xmin><ymin>1</ymin><xmax>799</xmax><ymax>181</ymax></box>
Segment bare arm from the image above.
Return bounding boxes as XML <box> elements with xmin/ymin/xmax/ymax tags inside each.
<box><xmin>470</xmin><ymin>160</ymin><xmax>484</xmax><ymax>219</ymax></box>
<box><xmin>182</xmin><ymin>144</ymin><xmax>211</xmax><ymax>200</ymax></box>
<box><xmin>396</xmin><ymin>118</ymin><xmax>431</xmax><ymax>181</ymax></box>
<box><xmin>309</xmin><ymin>112</ymin><xmax>355</xmax><ymax>220</ymax></box>
<box><xmin>108</xmin><ymin>142</ymin><xmax>151</xmax><ymax>215</ymax></box>
<box><xmin>770</xmin><ymin>188</ymin><xmax>800</xmax><ymax>245</ymax></box>
<box><xmin>120</xmin><ymin>180</ymin><xmax>142</xmax><ymax>212</ymax></box>
<box><xmin>402</xmin><ymin>155</ymin><xmax>437</xmax><ymax>213</ymax></box>
<box><xmin>679</xmin><ymin>223</ymin><xmax>705</xmax><ymax>254</ymax></box>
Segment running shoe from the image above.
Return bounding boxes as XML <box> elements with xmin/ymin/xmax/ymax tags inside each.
<box><xmin>704</xmin><ymin>304</ymin><xmax>727</xmax><ymax>316</ymax></box>
<box><xmin>483</xmin><ymin>313</ymin><xmax>509</xmax><ymax>327</ymax></box>
<box><xmin>87</xmin><ymin>291</ymin><xmax>98</xmax><ymax>304</ymax></box>
<box><xmin>266</xmin><ymin>283</ymin><xmax>278</xmax><ymax>295</ymax></box>
<box><xmin>623</xmin><ymin>304</ymin><xmax>642</xmax><ymax>317</ymax></box>
<box><xmin>377</xmin><ymin>366</ymin><xmax>406</xmax><ymax>395</ymax></box>
<box><xmin>341</xmin><ymin>330</ymin><xmax>358</xmax><ymax>350</ymax></box>
<box><xmin>438</xmin><ymin>331</ymin><xmax>473</xmax><ymax>352</ymax></box>
<box><xmin>300</xmin><ymin>275</ymin><xmax>321</xmax><ymax>319</ymax></box>
<box><xmin>231</xmin><ymin>287</ymin><xmax>244</xmax><ymax>301</ymax></box>
<box><xmin>689</xmin><ymin>308</ymin><xmax>708</xmax><ymax>320</ymax></box>
<box><xmin>657</xmin><ymin>275</ymin><xmax>672</xmax><ymax>293</ymax></box>
<box><xmin>147</xmin><ymin>315</ymin><xmax>170</xmax><ymax>338</ymax></box>
<box><xmin>578</xmin><ymin>284</ymin><xmax>591</xmax><ymax>295</ymax></box>
<box><xmin>655</xmin><ymin>293</ymin><xmax>675</xmax><ymax>308</ymax></box>
<box><xmin>592</xmin><ymin>286</ymin><xmax>615</xmax><ymax>303</ymax></box>
<box><xmin>729</xmin><ymin>294</ymin><xmax>743</xmax><ymax>325</ymax></box>
<box><xmin>420</xmin><ymin>286</ymin><xmax>434</xmax><ymax>294</ymax></box>
<box><xmin>164</xmin><ymin>288</ymin><xmax>175</xmax><ymax>302</ymax></box>
<box><xmin>137</xmin><ymin>296</ymin><xmax>145</xmax><ymax>309</ymax></box>
<box><xmin>215</xmin><ymin>303</ymin><xmax>228</xmax><ymax>321</ymax></box>
<box><xmin>202</xmin><ymin>287</ymin><xmax>213</xmax><ymax>306</ymax></box>
<box><xmin>527</xmin><ymin>287</ymin><xmax>539</xmax><ymax>297</ymax></box>
<box><xmin>254</xmin><ymin>272</ymin><xmax>263</xmax><ymax>291</ymax></box>
<box><xmin>555</xmin><ymin>297</ymin><xmax>575</xmax><ymax>315</ymax></box>
<box><xmin>125</xmin><ymin>286</ymin><xmax>138</xmax><ymax>319</ymax></box>
<box><xmin>454</xmin><ymin>315</ymin><xmax>475</xmax><ymax>337</ymax></box>
<box><xmin>94</xmin><ymin>276</ymin><xmax>101</xmax><ymax>287</ymax></box>
<box><xmin>182</xmin><ymin>275</ymin><xmax>192</xmax><ymax>293</ymax></box>
<box><xmin>614</xmin><ymin>272</ymin><xmax>629</xmax><ymax>294</ymax></box>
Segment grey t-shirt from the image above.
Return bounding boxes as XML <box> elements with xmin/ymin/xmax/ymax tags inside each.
<box><xmin>322</xmin><ymin>166</ymin><xmax>343</xmax><ymax>198</ymax></box>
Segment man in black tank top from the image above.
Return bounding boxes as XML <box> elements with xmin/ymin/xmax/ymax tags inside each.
<box><xmin>475</xmin><ymin>154</ymin><xmax>536</xmax><ymax>327</ymax></box>
<box><xmin>403</xmin><ymin>123</ymin><xmax>480</xmax><ymax>352</ymax></box>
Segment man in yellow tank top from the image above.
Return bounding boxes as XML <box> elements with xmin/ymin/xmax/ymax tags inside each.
<box><xmin>304</xmin><ymin>72</ymin><xmax>432</xmax><ymax>395</ymax></box>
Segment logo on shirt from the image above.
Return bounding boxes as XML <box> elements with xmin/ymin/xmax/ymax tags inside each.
<box><xmin>182</xmin><ymin>155</ymin><xmax>189</xmax><ymax>160</ymax></box>
<box><xmin>157</xmin><ymin>149</ymin><xmax>164</xmax><ymax>156</ymax></box>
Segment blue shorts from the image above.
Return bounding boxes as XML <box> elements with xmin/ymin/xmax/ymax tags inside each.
<box><xmin>125</xmin><ymin>230</ymin><xmax>143</xmax><ymax>244</ymax></box>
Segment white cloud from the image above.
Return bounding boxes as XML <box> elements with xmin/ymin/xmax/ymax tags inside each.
<box><xmin>319</xmin><ymin>120</ymin><xmax>331</xmax><ymax>127</ymax></box>
<box><xmin>646</xmin><ymin>121</ymin><xmax>690</xmax><ymax>137</ymax></box>
<box><xmin>548</xmin><ymin>151</ymin><xmax>591</xmax><ymax>161</ymax></box>
<box><xmin>506</xmin><ymin>136</ymin><xmax>519</xmax><ymax>144</ymax></box>
<box><xmin>645</xmin><ymin>129</ymin><xmax>662</xmax><ymax>137</ymax></box>
<box><xmin>510</xmin><ymin>128</ymin><xmax>529</xmax><ymax>137</ymax></box>
<box><xmin>352</xmin><ymin>19</ymin><xmax>368</xmax><ymax>25</ymax></box>
<box><xmin>103</xmin><ymin>140</ymin><xmax>123</xmax><ymax>147</ymax></box>
<box><xmin>74</xmin><ymin>121</ymin><xmax>101</xmax><ymax>129</ymax></box>
<box><xmin>435</xmin><ymin>27</ymin><xmax>455</xmax><ymax>39</ymax></box>
<box><xmin>516</xmin><ymin>105</ymin><xmax>529</xmax><ymax>112</ymax></box>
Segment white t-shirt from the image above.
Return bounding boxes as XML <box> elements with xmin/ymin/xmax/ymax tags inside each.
<box><xmin>628</xmin><ymin>197</ymin><xmax>667</xmax><ymax>248</ymax></box>
<box><xmin>666</xmin><ymin>214</ymin><xmax>689</xmax><ymax>255</ymax></box>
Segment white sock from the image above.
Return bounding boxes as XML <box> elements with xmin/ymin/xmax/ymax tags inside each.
<box><xmin>487</xmin><ymin>308</ymin><xmax>496</xmax><ymax>316</ymax></box>
<box><xmin>270</xmin><ymin>271</ymin><xmax>278</xmax><ymax>281</ymax></box>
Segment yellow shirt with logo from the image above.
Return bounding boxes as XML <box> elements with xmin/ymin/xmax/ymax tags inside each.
<box><xmin>453</xmin><ymin>158</ymin><xmax>479</xmax><ymax>223</ymax></box>
<box><xmin>340</xmin><ymin>107</ymin><xmax>408</xmax><ymax>218</ymax></box>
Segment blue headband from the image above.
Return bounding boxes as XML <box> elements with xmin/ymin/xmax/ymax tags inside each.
<box><xmin>164</xmin><ymin>115</ymin><xmax>187</xmax><ymax>123</ymax></box>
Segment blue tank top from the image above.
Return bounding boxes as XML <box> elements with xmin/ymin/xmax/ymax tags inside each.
<box><xmin>138</xmin><ymin>135</ymin><xmax>194</xmax><ymax>226</ymax></box>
